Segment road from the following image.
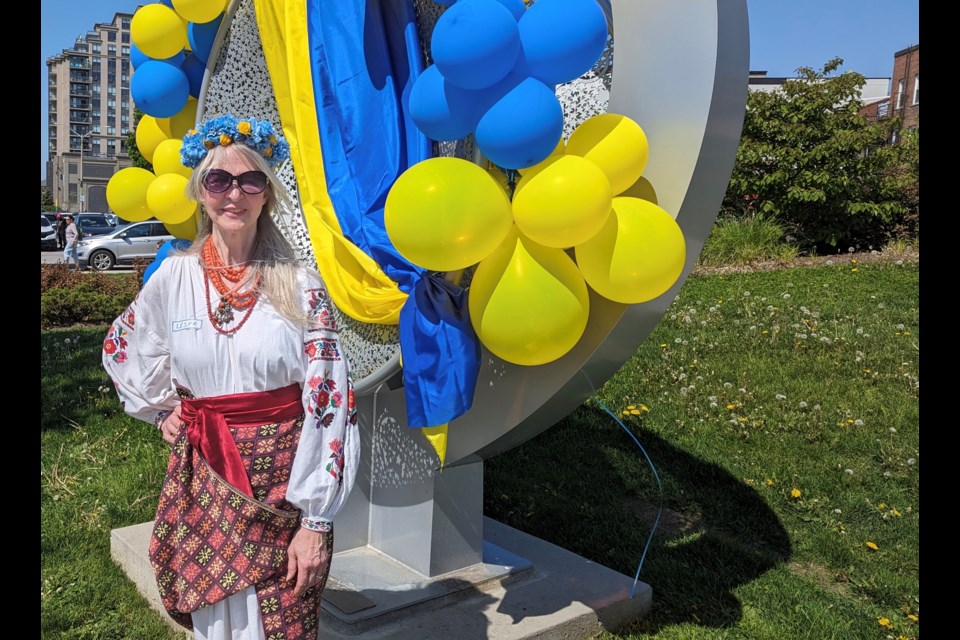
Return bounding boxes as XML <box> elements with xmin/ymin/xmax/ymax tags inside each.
<box><xmin>41</xmin><ymin>251</ymin><xmax>134</xmax><ymax>270</ymax></box>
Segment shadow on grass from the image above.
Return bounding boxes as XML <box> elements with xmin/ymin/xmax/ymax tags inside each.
<box><xmin>484</xmin><ymin>404</ymin><xmax>792</xmax><ymax>634</ymax></box>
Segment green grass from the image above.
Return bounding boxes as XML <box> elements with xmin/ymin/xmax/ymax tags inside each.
<box><xmin>486</xmin><ymin>261</ymin><xmax>919</xmax><ymax>639</ymax></box>
<box><xmin>41</xmin><ymin>261</ymin><xmax>918</xmax><ymax>639</ymax></box>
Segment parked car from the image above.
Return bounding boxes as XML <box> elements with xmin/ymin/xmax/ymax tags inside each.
<box><xmin>41</xmin><ymin>212</ymin><xmax>59</xmax><ymax>226</ymax></box>
<box><xmin>41</xmin><ymin>215</ymin><xmax>58</xmax><ymax>250</ymax></box>
<box><xmin>74</xmin><ymin>212</ymin><xmax>117</xmax><ymax>237</ymax></box>
<box><xmin>76</xmin><ymin>220</ymin><xmax>175</xmax><ymax>271</ymax></box>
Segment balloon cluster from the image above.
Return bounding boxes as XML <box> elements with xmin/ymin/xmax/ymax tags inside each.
<box><xmin>130</xmin><ymin>0</ymin><xmax>223</xmax><ymax>118</ymax></box>
<box><xmin>410</xmin><ymin>0</ymin><xmax>609</xmax><ymax>169</ymax></box>
<box><xmin>106</xmin><ymin>0</ymin><xmax>218</xmax><ymax>238</ymax></box>
<box><xmin>386</xmin><ymin>112</ymin><xmax>686</xmax><ymax>367</ymax></box>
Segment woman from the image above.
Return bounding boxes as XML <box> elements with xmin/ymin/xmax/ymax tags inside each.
<box><xmin>102</xmin><ymin>115</ymin><xmax>359</xmax><ymax>640</ymax></box>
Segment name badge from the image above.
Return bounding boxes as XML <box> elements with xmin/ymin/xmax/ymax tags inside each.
<box><xmin>172</xmin><ymin>319</ymin><xmax>202</xmax><ymax>331</ymax></box>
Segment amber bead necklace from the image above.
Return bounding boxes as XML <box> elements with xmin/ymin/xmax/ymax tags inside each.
<box><xmin>201</xmin><ymin>237</ymin><xmax>261</xmax><ymax>335</ymax></box>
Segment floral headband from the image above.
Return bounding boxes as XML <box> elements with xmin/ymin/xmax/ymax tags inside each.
<box><xmin>180</xmin><ymin>115</ymin><xmax>291</xmax><ymax>169</ymax></box>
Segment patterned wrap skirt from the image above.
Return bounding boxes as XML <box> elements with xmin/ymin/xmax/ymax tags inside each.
<box><xmin>149</xmin><ymin>384</ymin><xmax>328</xmax><ymax>639</ymax></box>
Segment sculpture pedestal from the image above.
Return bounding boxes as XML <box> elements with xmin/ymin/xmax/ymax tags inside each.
<box><xmin>110</xmin><ymin>518</ymin><xmax>651</xmax><ymax>639</ymax></box>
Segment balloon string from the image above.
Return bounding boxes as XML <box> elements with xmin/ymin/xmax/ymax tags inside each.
<box><xmin>578</xmin><ymin>371</ymin><xmax>663</xmax><ymax>599</ymax></box>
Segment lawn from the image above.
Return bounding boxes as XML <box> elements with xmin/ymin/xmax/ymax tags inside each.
<box><xmin>41</xmin><ymin>259</ymin><xmax>919</xmax><ymax>639</ymax></box>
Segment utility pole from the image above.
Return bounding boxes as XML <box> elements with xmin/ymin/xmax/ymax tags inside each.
<box><xmin>69</xmin><ymin>128</ymin><xmax>92</xmax><ymax>212</ymax></box>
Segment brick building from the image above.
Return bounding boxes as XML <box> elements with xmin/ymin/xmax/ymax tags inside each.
<box><xmin>859</xmin><ymin>44</ymin><xmax>919</xmax><ymax>142</ymax></box>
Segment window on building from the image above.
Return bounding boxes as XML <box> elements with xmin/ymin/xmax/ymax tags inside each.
<box><xmin>122</xmin><ymin>32</ymin><xmax>130</xmax><ymax>43</ymax></box>
<box><xmin>107</xmin><ymin>142</ymin><xmax>117</xmax><ymax>158</ymax></box>
<box><xmin>92</xmin><ymin>44</ymin><xmax>101</xmax><ymax>53</ymax></box>
<box><xmin>895</xmin><ymin>79</ymin><xmax>906</xmax><ymax>109</ymax></box>
<box><xmin>108</xmin><ymin>44</ymin><xmax>116</xmax><ymax>55</ymax></box>
<box><xmin>69</xmin><ymin>163</ymin><xmax>78</xmax><ymax>175</ymax></box>
<box><xmin>107</xmin><ymin>31</ymin><xmax>116</xmax><ymax>42</ymax></box>
<box><xmin>107</xmin><ymin>126</ymin><xmax>116</xmax><ymax>135</ymax></box>
<box><xmin>92</xmin><ymin>124</ymin><xmax>101</xmax><ymax>134</ymax></box>
<box><xmin>121</xmin><ymin>46</ymin><xmax>130</xmax><ymax>56</ymax></box>
<box><xmin>912</xmin><ymin>75</ymin><xmax>919</xmax><ymax>105</ymax></box>
<box><xmin>121</xmin><ymin>19</ymin><xmax>130</xmax><ymax>29</ymax></box>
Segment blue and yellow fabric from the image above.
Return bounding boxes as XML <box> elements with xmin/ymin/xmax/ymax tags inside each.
<box><xmin>254</xmin><ymin>0</ymin><xmax>480</xmax><ymax>458</ymax></box>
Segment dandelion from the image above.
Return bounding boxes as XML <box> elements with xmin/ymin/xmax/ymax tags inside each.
<box><xmin>640</xmin><ymin>405</ymin><xmax>649</xmax><ymax>412</ymax></box>
<box><xmin>782</xmin><ymin>293</ymin><xmax>791</xmax><ymax>299</ymax></box>
<box><xmin>907</xmin><ymin>458</ymin><xmax>916</xmax><ymax>465</ymax></box>
<box><xmin>660</xmin><ymin>343</ymin><xmax>667</xmax><ymax>348</ymax></box>
<box><xmin>845</xmin><ymin>469</ymin><xmax>854</xmax><ymax>475</ymax></box>
<box><xmin>833</xmin><ymin>508</ymin><xmax>842</xmax><ymax>514</ymax></box>
<box><xmin>854</xmin><ymin>419</ymin><xmax>864</xmax><ymax>426</ymax></box>
<box><xmin>790</xmin><ymin>488</ymin><xmax>801</xmax><ymax>498</ymax></box>
<box><xmin>866</xmin><ymin>541</ymin><xmax>879</xmax><ymax>551</ymax></box>
<box><xmin>889</xmin><ymin>427</ymin><xmax>897</xmax><ymax>434</ymax></box>
<box><xmin>674</xmin><ymin>338</ymin><xmax>682</xmax><ymax>344</ymax></box>
<box><xmin>622</xmin><ymin>410</ymin><xmax>631</xmax><ymax>416</ymax></box>
<box><xmin>825</xmin><ymin>259</ymin><xmax>834</xmax><ymax>265</ymax></box>
<box><xmin>723</xmin><ymin>382</ymin><xmax>733</xmax><ymax>389</ymax></box>
<box><xmin>851</xmin><ymin>267</ymin><xmax>859</xmax><ymax>272</ymax></box>
<box><xmin>877</xmin><ymin>502</ymin><xmax>887</xmax><ymax>509</ymax></box>
<box><xmin>775</xmin><ymin>394</ymin><xmax>786</xmax><ymax>401</ymax></box>
<box><xmin>627</xmin><ymin>405</ymin><xmax>636</xmax><ymax>410</ymax></box>
<box><xmin>799</xmin><ymin>401</ymin><xmax>808</xmax><ymax>409</ymax></box>
<box><xmin>743</xmin><ymin>291</ymin><xmax>751</xmax><ymax>297</ymax></box>
<box><xmin>709</xmin><ymin>402</ymin><xmax>718</xmax><ymax>408</ymax></box>
<box><xmin>877</xmin><ymin>617</ymin><xmax>891</xmax><ymax>628</ymax></box>
<box><xmin>708</xmin><ymin>396</ymin><xmax>717</xmax><ymax>403</ymax></box>
<box><xmin>64</xmin><ymin>338</ymin><xmax>70</xmax><ymax>344</ymax></box>
<box><xmin>726</xmin><ymin>403</ymin><xmax>736</xmax><ymax>410</ymax></box>
<box><xmin>765</xmin><ymin>479</ymin><xmax>774</xmax><ymax>486</ymax></box>
<box><xmin>908</xmin><ymin>614</ymin><xmax>918</xmax><ymax>622</ymax></box>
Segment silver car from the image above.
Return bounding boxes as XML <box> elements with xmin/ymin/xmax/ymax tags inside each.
<box><xmin>76</xmin><ymin>220</ymin><xmax>176</xmax><ymax>271</ymax></box>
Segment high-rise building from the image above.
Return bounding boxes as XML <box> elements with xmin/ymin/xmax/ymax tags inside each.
<box><xmin>46</xmin><ymin>11</ymin><xmax>137</xmax><ymax>213</ymax></box>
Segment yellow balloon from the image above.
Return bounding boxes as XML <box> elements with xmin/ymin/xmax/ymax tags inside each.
<box><xmin>172</xmin><ymin>0</ymin><xmax>226</xmax><ymax>24</ymax></box>
<box><xmin>159</xmin><ymin>97</ymin><xmax>199</xmax><ymax>139</ymax></box>
<box><xmin>469</xmin><ymin>227</ymin><xmax>590</xmax><ymax>366</ymax></box>
<box><xmin>107</xmin><ymin>168</ymin><xmax>156</xmax><ymax>222</ymax></box>
<box><xmin>619</xmin><ymin>175</ymin><xmax>660</xmax><ymax>206</ymax></box>
<box><xmin>385</xmin><ymin>158</ymin><xmax>514</xmax><ymax>271</ymax></box>
<box><xmin>512</xmin><ymin>155</ymin><xmax>613</xmax><ymax>248</ymax></box>
<box><xmin>135</xmin><ymin>115</ymin><xmax>169</xmax><ymax>164</ymax></box>
<box><xmin>516</xmin><ymin>137</ymin><xmax>565</xmax><ymax>178</ymax></box>
<box><xmin>575</xmin><ymin>197</ymin><xmax>686</xmax><ymax>304</ymax></box>
<box><xmin>153</xmin><ymin>139</ymin><xmax>191</xmax><ymax>177</ymax></box>
<box><xmin>131</xmin><ymin>4</ymin><xmax>188</xmax><ymax>60</ymax></box>
<box><xmin>164</xmin><ymin>213</ymin><xmax>199</xmax><ymax>241</ymax></box>
<box><xmin>146</xmin><ymin>173</ymin><xmax>197</xmax><ymax>224</ymax></box>
<box><xmin>566</xmin><ymin>114</ymin><xmax>649</xmax><ymax>196</ymax></box>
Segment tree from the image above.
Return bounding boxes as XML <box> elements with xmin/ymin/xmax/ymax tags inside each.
<box><xmin>126</xmin><ymin>108</ymin><xmax>154</xmax><ymax>172</ymax></box>
<box><xmin>723</xmin><ymin>58</ymin><xmax>909</xmax><ymax>252</ymax></box>
<box><xmin>41</xmin><ymin>187</ymin><xmax>57</xmax><ymax>212</ymax></box>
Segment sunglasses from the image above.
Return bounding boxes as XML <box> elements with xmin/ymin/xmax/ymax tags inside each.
<box><xmin>202</xmin><ymin>169</ymin><xmax>269</xmax><ymax>195</ymax></box>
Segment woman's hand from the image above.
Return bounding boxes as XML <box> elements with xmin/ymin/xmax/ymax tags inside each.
<box><xmin>158</xmin><ymin>405</ymin><xmax>184</xmax><ymax>446</ymax></box>
<box><xmin>286</xmin><ymin>526</ymin><xmax>333</xmax><ymax>597</ymax></box>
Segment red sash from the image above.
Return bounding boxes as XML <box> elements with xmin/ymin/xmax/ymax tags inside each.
<box><xmin>181</xmin><ymin>384</ymin><xmax>303</xmax><ymax>497</ymax></box>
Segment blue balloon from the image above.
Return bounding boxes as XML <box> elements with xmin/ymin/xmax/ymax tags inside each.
<box><xmin>492</xmin><ymin>0</ymin><xmax>526</xmax><ymax>21</ymax></box>
<box><xmin>158</xmin><ymin>0</ymin><xmax>174</xmax><ymax>7</ymax></box>
<box><xmin>181</xmin><ymin>51</ymin><xmax>206</xmax><ymax>98</ymax></box>
<box><xmin>161</xmin><ymin>50</ymin><xmax>185</xmax><ymax>67</ymax></box>
<box><xmin>432</xmin><ymin>0</ymin><xmax>521</xmax><ymax>90</ymax></box>
<box><xmin>475</xmin><ymin>77</ymin><xmax>563</xmax><ymax>169</ymax></box>
<box><xmin>143</xmin><ymin>239</ymin><xmax>191</xmax><ymax>286</ymax></box>
<box><xmin>409</xmin><ymin>64</ymin><xmax>486</xmax><ymax>141</ymax></box>
<box><xmin>518</xmin><ymin>0</ymin><xmax>608</xmax><ymax>85</ymax></box>
<box><xmin>188</xmin><ymin>13</ymin><xmax>223</xmax><ymax>65</ymax></box>
<box><xmin>131</xmin><ymin>61</ymin><xmax>190</xmax><ymax>118</ymax></box>
<box><xmin>130</xmin><ymin>43</ymin><xmax>149</xmax><ymax>70</ymax></box>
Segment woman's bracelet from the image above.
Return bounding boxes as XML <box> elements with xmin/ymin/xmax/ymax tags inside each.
<box><xmin>301</xmin><ymin>517</ymin><xmax>333</xmax><ymax>533</ymax></box>
<box><xmin>154</xmin><ymin>409</ymin><xmax>172</xmax><ymax>430</ymax></box>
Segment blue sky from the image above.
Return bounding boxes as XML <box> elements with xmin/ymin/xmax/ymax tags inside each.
<box><xmin>40</xmin><ymin>0</ymin><xmax>920</xmax><ymax>180</ymax></box>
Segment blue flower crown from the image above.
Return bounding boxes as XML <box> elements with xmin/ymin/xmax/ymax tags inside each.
<box><xmin>180</xmin><ymin>115</ymin><xmax>291</xmax><ymax>169</ymax></box>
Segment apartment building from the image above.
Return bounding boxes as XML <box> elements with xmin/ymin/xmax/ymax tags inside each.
<box><xmin>858</xmin><ymin>44</ymin><xmax>919</xmax><ymax>143</ymax></box>
<box><xmin>45</xmin><ymin>11</ymin><xmax>137</xmax><ymax>213</ymax></box>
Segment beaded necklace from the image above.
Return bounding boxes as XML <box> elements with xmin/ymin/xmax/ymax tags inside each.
<box><xmin>201</xmin><ymin>237</ymin><xmax>261</xmax><ymax>335</ymax></box>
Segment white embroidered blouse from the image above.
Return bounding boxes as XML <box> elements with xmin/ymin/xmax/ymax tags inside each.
<box><xmin>102</xmin><ymin>254</ymin><xmax>359</xmax><ymax>526</ymax></box>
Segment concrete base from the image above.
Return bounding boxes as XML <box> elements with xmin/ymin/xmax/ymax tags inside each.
<box><xmin>110</xmin><ymin>518</ymin><xmax>651</xmax><ymax>639</ymax></box>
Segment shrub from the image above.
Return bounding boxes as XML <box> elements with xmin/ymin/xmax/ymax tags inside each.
<box><xmin>40</xmin><ymin>265</ymin><xmax>141</xmax><ymax>328</ymax></box>
<box><xmin>698</xmin><ymin>217</ymin><xmax>798</xmax><ymax>267</ymax></box>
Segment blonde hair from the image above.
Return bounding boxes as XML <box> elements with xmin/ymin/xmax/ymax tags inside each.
<box><xmin>183</xmin><ymin>144</ymin><xmax>309</xmax><ymax>326</ymax></box>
